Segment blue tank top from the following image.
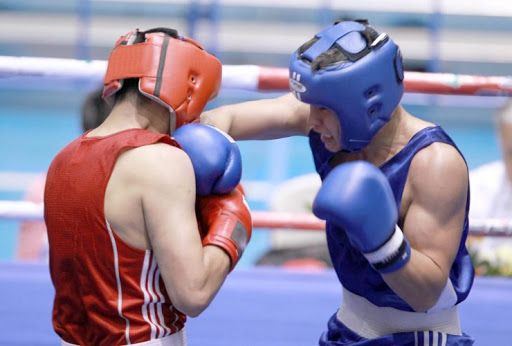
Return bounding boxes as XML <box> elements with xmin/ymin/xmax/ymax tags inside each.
<box><xmin>309</xmin><ymin>126</ymin><xmax>474</xmax><ymax>311</ymax></box>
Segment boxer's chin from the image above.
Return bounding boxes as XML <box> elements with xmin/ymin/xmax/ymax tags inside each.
<box><xmin>321</xmin><ymin>134</ymin><xmax>340</xmax><ymax>153</ymax></box>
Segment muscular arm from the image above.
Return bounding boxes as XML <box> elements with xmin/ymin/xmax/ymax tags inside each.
<box><xmin>201</xmin><ymin>92</ymin><xmax>310</xmax><ymax>139</ymax></box>
<box><xmin>135</xmin><ymin>144</ymin><xmax>230</xmax><ymax>317</ymax></box>
<box><xmin>382</xmin><ymin>144</ymin><xmax>468</xmax><ymax>312</ymax></box>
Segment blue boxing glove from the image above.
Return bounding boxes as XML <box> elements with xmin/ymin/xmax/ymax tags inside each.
<box><xmin>313</xmin><ymin>161</ymin><xmax>411</xmax><ymax>273</ymax></box>
<box><xmin>173</xmin><ymin>124</ymin><xmax>242</xmax><ymax>196</ymax></box>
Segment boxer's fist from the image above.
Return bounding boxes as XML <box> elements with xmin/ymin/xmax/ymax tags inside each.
<box><xmin>196</xmin><ymin>185</ymin><xmax>252</xmax><ymax>271</ymax></box>
<box><xmin>313</xmin><ymin>161</ymin><xmax>410</xmax><ymax>273</ymax></box>
<box><xmin>174</xmin><ymin>124</ymin><xmax>241</xmax><ymax>195</ymax></box>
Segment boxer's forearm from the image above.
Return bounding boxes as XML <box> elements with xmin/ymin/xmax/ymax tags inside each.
<box><xmin>201</xmin><ymin>93</ymin><xmax>309</xmax><ymax>140</ymax></box>
<box><xmin>382</xmin><ymin>248</ymin><xmax>448</xmax><ymax>312</ymax></box>
<box><xmin>171</xmin><ymin>246</ymin><xmax>230</xmax><ymax>317</ymax></box>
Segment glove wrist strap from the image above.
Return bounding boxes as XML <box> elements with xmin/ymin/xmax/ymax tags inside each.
<box><xmin>363</xmin><ymin>225</ymin><xmax>411</xmax><ymax>273</ymax></box>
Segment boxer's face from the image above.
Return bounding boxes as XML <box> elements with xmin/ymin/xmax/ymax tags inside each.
<box><xmin>499</xmin><ymin>121</ymin><xmax>512</xmax><ymax>182</ymax></box>
<box><xmin>309</xmin><ymin>105</ymin><xmax>341</xmax><ymax>152</ymax></box>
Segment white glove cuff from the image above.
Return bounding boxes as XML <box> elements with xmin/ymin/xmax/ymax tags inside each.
<box><xmin>364</xmin><ymin>225</ymin><xmax>404</xmax><ymax>264</ymax></box>
<box><xmin>364</xmin><ymin>225</ymin><xmax>411</xmax><ymax>273</ymax></box>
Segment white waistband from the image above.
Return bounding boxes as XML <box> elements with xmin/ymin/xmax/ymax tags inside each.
<box><xmin>61</xmin><ymin>328</ymin><xmax>187</xmax><ymax>346</ymax></box>
<box><xmin>336</xmin><ymin>288</ymin><xmax>461</xmax><ymax>339</ymax></box>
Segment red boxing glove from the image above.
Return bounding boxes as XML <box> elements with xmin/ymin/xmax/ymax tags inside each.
<box><xmin>196</xmin><ymin>185</ymin><xmax>252</xmax><ymax>271</ymax></box>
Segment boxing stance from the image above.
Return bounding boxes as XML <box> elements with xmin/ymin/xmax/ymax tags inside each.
<box><xmin>44</xmin><ymin>28</ymin><xmax>251</xmax><ymax>346</ymax></box>
<box><xmin>202</xmin><ymin>20</ymin><xmax>475</xmax><ymax>345</ymax></box>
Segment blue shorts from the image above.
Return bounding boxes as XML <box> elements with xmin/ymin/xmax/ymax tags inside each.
<box><xmin>319</xmin><ymin>312</ymin><xmax>474</xmax><ymax>346</ymax></box>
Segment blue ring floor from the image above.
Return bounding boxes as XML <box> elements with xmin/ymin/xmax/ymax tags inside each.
<box><xmin>0</xmin><ymin>263</ymin><xmax>509</xmax><ymax>345</ymax></box>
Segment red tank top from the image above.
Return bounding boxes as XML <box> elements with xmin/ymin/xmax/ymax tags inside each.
<box><xmin>44</xmin><ymin>129</ymin><xmax>186</xmax><ymax>345</ymax></box>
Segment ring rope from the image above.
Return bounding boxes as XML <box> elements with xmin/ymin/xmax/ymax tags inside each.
<box><xmin>1</xmin><ymin>200</ymin><xmax>511</xmax><ymax>237</ymax></box>
<box><xmin>1</xmin><ymin>56</ymin><xmax>511</xmax><ymax>95</ymax></box>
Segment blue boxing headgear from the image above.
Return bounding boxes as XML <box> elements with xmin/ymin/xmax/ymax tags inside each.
<box><xmin>289</xmin><ymin>20</ymin><xmax>404</xmax><ymax>151</ymax></box>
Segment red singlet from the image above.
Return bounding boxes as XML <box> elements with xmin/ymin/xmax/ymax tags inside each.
<box><xmin>45</xmin><ymin>129</ymin><xmax>186</xmax><ymax>345</ymax></box>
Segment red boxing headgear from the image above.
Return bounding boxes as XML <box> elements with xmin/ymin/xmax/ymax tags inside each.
<box><xmin>103</xmin><ymin>28</ymin><xmax>222</xmax><ymax>129</ymax></box>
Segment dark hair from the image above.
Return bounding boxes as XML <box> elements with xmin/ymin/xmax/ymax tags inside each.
<box><xmin>297</xmin><ymin>20</ymin><xmax>381</xmax><ymax>71</ymax></box>
<box><xmin>109</xmin><ymin>78</ymin><xmax>140</xmax><ymax>106</ymax></box>
<box><xmin>80</xmin><ymin>88</ymin><xmax>114</xmax><ymax>131</ymax></box>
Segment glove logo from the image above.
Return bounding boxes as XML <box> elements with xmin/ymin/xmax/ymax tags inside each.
<box><xmin>289</xmin><ymin>71</ymin><xmax>306</xmax><ymax>101</ymax></box>
<box><xmin>231</xmin><ymin>221</ymin><xmax>248</xmax><ymax>253</ymax></box>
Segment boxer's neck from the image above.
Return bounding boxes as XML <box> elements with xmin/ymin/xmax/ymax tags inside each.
<box><xmin>90</xmin><ymin>92</ymin><xmax>169</xmax><ymax>136</ymax></box>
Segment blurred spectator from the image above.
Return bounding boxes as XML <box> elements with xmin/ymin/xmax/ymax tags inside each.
<box><xmin>15</xmin><ymin>173</ymin><xmax>47</xmax><ymax>261</ymax></box>
<box><xmin>256</xmin><ymin>173</ymin><xmax>332</xmax><ymax>269</ymax></box>
<box><xmin>469</xmin><ymin>99</ymin><xmax>512</xmax><ymax>275</ymax></box>
<box><xmin>16</xmin><ymin>88</ymin><xmax>112</xmax><ymax>261</ymax></box>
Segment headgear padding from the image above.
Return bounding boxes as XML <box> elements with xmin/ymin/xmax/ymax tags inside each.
<box><xmin>289</xmin><ymin>20</ymin><xmax>404</xmax><ymax>151</ymax></box>
<box><xmin>103</xmin><ymin>28</ymin><xmax>222</xmax><ymax>129</ymax></box>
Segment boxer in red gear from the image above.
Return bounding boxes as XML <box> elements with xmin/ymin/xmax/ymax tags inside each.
<box><xmin>44</xmin><ymin>28</ymin><xmax>250</xmax><ymax>346</ymax></box>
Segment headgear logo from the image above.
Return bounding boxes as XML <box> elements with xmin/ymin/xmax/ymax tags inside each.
<box><xmin>289</xmin><ymin>71</ymin><xmax>306</xmax><ymax>100</ymax></box>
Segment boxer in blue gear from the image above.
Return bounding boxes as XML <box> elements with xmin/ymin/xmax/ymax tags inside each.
<box><xmin>201</xmin><ymin>19</ymin><xmax>475</xmax><ymax>345</ymax></box>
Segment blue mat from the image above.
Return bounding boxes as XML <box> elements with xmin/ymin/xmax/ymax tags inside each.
<box><xmin>0</xmin><ymin>262</ymin><xmax>509</xmax><ymax>345</ymax></box>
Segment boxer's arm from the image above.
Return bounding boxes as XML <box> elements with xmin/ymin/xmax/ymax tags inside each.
<box><xmin>382</xmin><ymin>143</ymin><xmax>468</xmax><ymax>312</ymax></box>
<box><xmin>137</xmin><ymin>144</ymin><xmax>230</xmax><ymax>317</ymax></box>
<box><xmin>201</xmin><ymin>92</ymin><xmax>310</xmax><ymax>139</ymax></box>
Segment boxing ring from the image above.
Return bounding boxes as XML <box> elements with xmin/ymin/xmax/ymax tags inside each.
<box><xmin>1</xmin><ymin>262</ymin><xmax>511</xmax><ymax>346</ymax></box>
<box><xmin>1</xmin><ymin>56</ymin><xmax>512</xmax><ymax>345</ymax></box>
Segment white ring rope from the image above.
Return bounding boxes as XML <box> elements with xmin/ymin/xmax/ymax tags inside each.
<box><xmin>0</xmin><ymin>201</ymin><xmax>44</xmax><ymax>221</ymax></box>
<box><xmin>1</xmin><ymin>55</ymin><xmax>512</xmax><ymax>95</ymax></box>
<box><xmin>1</xmin><ymin>57</ymin><xmax>511</xmax><ymax>236</ymax></box>
<box><xmin>1</xmin><ymin>200</ymin><xmax>511</xmax><ymax>237</ymax></box>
